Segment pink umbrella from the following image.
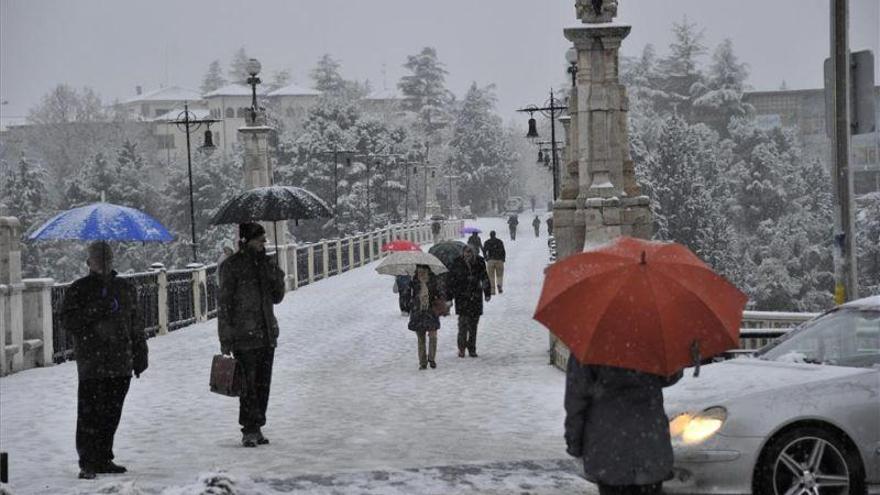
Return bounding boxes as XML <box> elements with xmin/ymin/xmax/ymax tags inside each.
<box><xmin>381</xmin><ymin>240</ymin><xmax>422</xmax><ymax>252</ymax></box>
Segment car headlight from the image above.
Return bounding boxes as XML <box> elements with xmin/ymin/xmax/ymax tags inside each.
<box><xmin>669</xmin><ymin>407</ymin><xmax>727</xmax><ymax>445</ymax></box>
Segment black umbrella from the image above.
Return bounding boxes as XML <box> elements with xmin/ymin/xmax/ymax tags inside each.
<box><xmin>210</xmin><ymin>186</ymin><xmax>331</xmax><ymax>225</ymax></box>
<box><xmin>210</xmin><ymin>186</ymin><xmax>332</xmax><ymax>263</ymax></box>
<box><xmin>428</xmin><ymin>240</ymin><xmax>466</xmax><ymax>270</ymax></box>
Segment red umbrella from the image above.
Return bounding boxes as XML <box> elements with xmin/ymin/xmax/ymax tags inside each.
<box><xmin>533</xmin><ymin>236</ymin><xmax>748</xmax><ymax>377</ymax></box>
<box><xmin>381</xmin><ymin>240</ymin><xmax>422</xmax><ymax>252</ymax></box>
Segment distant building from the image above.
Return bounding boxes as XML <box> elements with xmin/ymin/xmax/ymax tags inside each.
<box><xmin>742</xmin><ymin>86</ymin><xmax>880</xmax><ymax>194</ymax></box>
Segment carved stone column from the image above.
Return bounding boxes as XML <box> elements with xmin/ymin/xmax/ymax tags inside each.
<box><xmin>424</xmin><ymin>164</ymin><xmax>442</xmax><ymax>218</ymax></box>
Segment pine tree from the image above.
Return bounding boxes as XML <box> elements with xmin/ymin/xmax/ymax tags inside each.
<box><xmin>856</xmin><ymin>192</ymin><xmax>880</xmax><ymax>295</ymax></box>
<box><xmin>311</xmin><ymin>54</ymin><xmax>347</xmax><ymax>94</ymax></box>
<box><xmin>656</xmin><ymin>17</ymin><xmax>707</xmax><ymax>115</ymax></box>
<box><xmin>228</xmin><ymin>46</ymin><xmax>251</xmax><ymax>85</ymax></box>
<box><xmin>398</xmin><ymin>47</ymin><xmax>451</xmax><ymax>129</ymax></box>
<box><xmin>2</xmin><ymin>153</ymin><xmax>48</xmax><ymax>229</ymax></box>
<box><xmin>201</xmin><ymin>60</ymin><xmax>227</xmax><ymax>94</ymax></box>
<box><xmin>269</xmin><ymin>69</ymin><xmax>291</xmax><ymax>91</ymax></box>
<box><xmin>692</xmin><ymin>39</ymin><xmax>752</xmax><ymax>120</ymax></box>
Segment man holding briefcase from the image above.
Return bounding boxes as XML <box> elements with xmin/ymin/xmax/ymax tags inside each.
<box><xmin>218</xmin><ymin>223</ymin><xmax>286</xmax><ymax>447</ymax></box>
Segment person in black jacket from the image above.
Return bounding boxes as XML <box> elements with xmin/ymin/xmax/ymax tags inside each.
<box><xmin>448</xmin><ymin>245</ymin><xmax>491</xmax><ymax>357</ymax></box>
<box><xmin>218</xmin><ymin>223</ymin><xmax>286</xmax><ymax>448</ymax></box>
<box><xmin>565</xmin><ymin>356</ymin><xmax>682</xmax><ymax>495</ymax></box>
<box><xmin>61</xmin><ymin>241</ymin><xmax>148</xmax><ymax>480</ymax></box>
<box><xmin>482</xmin><ymin>231</ymin><xmax>506</xmax><ymax>295</ymax></box>
<box><xmin>507</xmin><ymin>214</ymin><xmax>519</xmax><ymax>240</ymax></box>
<box><xmin>466</xmin><ymin>231</ymin><xmax>483</xmax><ymax>257</ymax></box>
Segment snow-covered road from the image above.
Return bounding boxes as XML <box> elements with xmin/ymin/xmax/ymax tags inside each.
<box><xmin>1</xmin><ymin>216</ymin><xmax>596</xmax><ymax>494</ymax></box>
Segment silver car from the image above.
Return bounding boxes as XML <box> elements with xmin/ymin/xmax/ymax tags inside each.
<box><xmin>663</xmin><ymin>295</ymin><xmax>880</xmax><ymax>495</ymax></box>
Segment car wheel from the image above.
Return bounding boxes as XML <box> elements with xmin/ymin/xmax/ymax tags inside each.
<box><xmin>753</xmin><ymin>426</ymin><xmax>865</xmax><ymax>495</ymax></box>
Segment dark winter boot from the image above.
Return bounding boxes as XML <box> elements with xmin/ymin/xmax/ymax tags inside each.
<box><xmin>242</xmin><ymin>432</ymin><xmax>259</xmax><ymax>447</ymax></box>
<box><xmin>95</xmin><ymin>461</ymin><xmax>127</xmax><ymax>474</ymax></box>
<box><xmin>78</xmin><ymin>468</ymin><xmax>97</xmax><ymax>480</ymax></box>
<box><xmin>256</xmin><ymin>429</ymin><xmax>270</xmax><ymax>445</ymax></box>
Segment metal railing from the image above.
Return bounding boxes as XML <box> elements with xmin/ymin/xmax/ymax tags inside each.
<box><xmin>205</xmin><ymin>264</ymin><xmax>218</xmax><ymax>318</ymax></box>
<box><xmin>122</xmin><ymin>271</ymin><xmax>160</xmax><ymax>338</ymax></box>
<box><xmin>166</xmin><ymin>269</ymin><xmax>195</xmax><ymax>331</ymax></box>
<box><xmin>50</xmin><ymin>283</ymin><xmax>73</xmax><ymax>363</ymax></box>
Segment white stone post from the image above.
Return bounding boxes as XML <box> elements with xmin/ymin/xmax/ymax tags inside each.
<box><xmin>0</xmin><ymin>285</ymin><xmax>7</xmax><ymax>375</ymax></box>
<box><xmin>307</xmin><ymin>245</ymin><xmax>315</xmax><ymax>283</ymax></box>
<box><xmin>347</xmin><ymin>236</ymin><xmax>355</xmax><ymax>269</ymax></box>
<box><xmin>151</xmin><ymin>263</ymin><xmax>169</xmax><ymax>336</ymax></box>
<box><xmin>289</xmin><ymin>245</ymin><xmax>299</xmax><ymax>289</ymax></box>
<box><xmin>321</xmin><ymin>240</ymin><xmax>329</xmax><ymax>278</ymax></box>
<box><xmin>358</xmin><ymin>234</ymin><xmax>366</xmax><ymax>266</ymax></box>
<box><xmin>0</xmin><ymin>217</ymin><xmax>24</xmax><ymax>374</ymax></box>
<box><xmin>187</xmin><ymin>263</ymin><xmax>207</xmax><ymax>323</ymax></box>
<box><xmin>22</xmin><ymin>278</ymin><xmax>54</xmax><ymax>367</ymax></box>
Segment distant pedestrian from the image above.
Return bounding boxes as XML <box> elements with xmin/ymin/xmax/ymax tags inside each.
<box><xmin>482</xmin><ymin>230</ymin><xmax>506</xmax><ymax>295</ymax></box>
<box><xmin>394</xmin><ymin>274</ymin><xmax>413</xmax><ymax>315</ymax></box>
<box><xmin>565</xmin><ymin>356</ymin><xmax>682</xmax><ymax>495</ymax></box>
<box><xmin>62</xmin><ymin>241</ymin><xmax>148</xmax><ymax>480</ymax></box>
<box><xmin>530</xmin><ymin>196</ymin><xmax>536</xmax><ymax>212</ymax></box>
<box><xmin>466</xmin><ymin>231</ymin><xmax>483</xmax><ymax>256</ymax></box>
<box><xmin>431</xmin><ymin>219</ymin><xmax>442</xmax><ymax>244</ymax></box>
<box><xmin>218</xmin><ymin>222</ymin><xmax>286</xmax><ymax>448</ymax></box>
<box><xmin>507</xmin><ymin>214</ymin><xmax>519</xmax><ymax>240</ymax></box>
<box><xmin>407</xmin><ymin>265</ymin><xmax>443</xmax><ymax>369</ymax></box>
<box><xmin>449</xmin><ymin>245</ymin><xmax>491</xmax><ymax>357</ymax></box>
<box><xmin>546</xmin><ymin>216</ymin><xmax>554</xmax><ymax>236</ymax></box>
<box><xmin>532</xmin><ymin>216</ymin><xmax>541</xmax><ymax>237</ymax></box>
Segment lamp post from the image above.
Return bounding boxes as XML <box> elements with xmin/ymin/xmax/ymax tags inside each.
<box><xmin>245</xmin><ymin>58</ymin><xmax>262</xmax><ymax>125</ymax></box>
<box><xmin>316</xmin><ymin>148</ymin><xmax>356</xmax><ymax>232</ymax></box>
<box><xmin>517</xmin><ymin>89</ymin><xmax>567</xmax><ymax>201</ymax></box>
<box><xmin>166</xmin><ymin>102</ymin><xmax>220</xmax><ymax>263</ymax></box>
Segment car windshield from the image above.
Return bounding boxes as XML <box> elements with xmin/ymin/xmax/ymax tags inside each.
<box><xmin>757</xmin><ymin>307</ymin><xmax>880</xmax><ymax>368</ymax></box>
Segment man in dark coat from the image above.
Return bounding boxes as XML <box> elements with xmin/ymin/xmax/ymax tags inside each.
<box><xmin>482</xmin><ymin>230</ymin><xmax>506</xmax><ymax>295</ymax></box>
<box><xmin>448</xmin><ymin>245</ymin><xmax>491</xmax><ymax>357</ymax></box>
<box><xmin>61</xmin><ymin>241</ymin><xmax>148</xmax><ymax>480</ymax></box>
<box><xmin>507</xmin><ymin>214</ymin><xmax>519</xmax><ymax>240</ymax></box>
<box><xmin>546</xmin><ymin>216</ymin><xmax>554</xmax><ymax>236</ymax></box>
<box><xmin>466</xmin><ymin>231</ymin><xmax>483</xmax><ymax>257</ymax></box>
<box><xmin>564</xmin><ymin>356</ymin><xmax>682</xmax><ymax>494</ymax></box>
<box><xmin>218</xmin><ymin>222</ymin><xmax>286</xmax><ymax>448</ymax></box>
<box><xmin>532</xmin><ymin>216</ymin><xmax>541</xmax><ymax>237</ymax></box>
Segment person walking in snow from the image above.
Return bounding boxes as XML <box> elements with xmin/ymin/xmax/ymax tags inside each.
<box><xmin>466</xmin><ymin>231</ymin><xmax>483</xmax><ymax>257</ymax></box>
<box><xmin>62</xmin><ymin>241</ymin><xmax>148</xmax><ymax>480</ymax></box>
<box><xmin>546</xmin><ymin>216</ymin><xmax>554</xmax><ymax>236</ymax></box>
<box><xmin>407</xmin><ymin>265</ymin><xmax>443</xmax><ymax>369</ymax></box>
<box><xmin>482</xmin><ymin>230</ymin><xmax>506</xmax><ymax>295</ymax></box>
<box><xmin>218</xmin><ymin>222</ymin><xmax>286</xmax><ymax>448</ymax></box>
<box><xmin>564</xmin><ymin>356</ymin><xmax>682</xmax><ymax>495</ymax></box>
<box><xmin>431</xmin><ymin>219</ymin><xmax>442</xmax><ymax>244</ymax></box>
<box><xmin>449</xmin><ymin>245</ymin><xmax>491</xmax><ymax>357</ymax></box>
<box><xmin>394</xmin><ymin>274</ymin><xmax>413</xmax><ymax>315</ymax></box>
<box><xmin>532</xmin><ymin>216</ymin><xmax>541</xmax><ymax>237</ymax></box>
<box><xmin>507</xmin><ymin>214</ymin><xmax>519</xmax><ymax>240</ymax></box>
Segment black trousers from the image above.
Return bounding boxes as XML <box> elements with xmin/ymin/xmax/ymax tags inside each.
<box><xmin>597</xmin><ymin>482</ymin><xmax>663</xmax><ymax>495</ymax></box>
<box><xmin>457</xmin><ymin>314</ymin><xmax>480</xmax><ymax>353</ymax></box>
<box><xmin>234</xmin><ymin>346</ymin><xmax>275</xmax><ymax>434</ymax></box>
<box><xmin>77</xmin><ymin>376</ymin><xmax>131</xmax><ymax>469</ymax></box>
<box><xmin>398</xmin><ymin>289</ymin><xmax>411</xmax><ymax>312</ymax></box>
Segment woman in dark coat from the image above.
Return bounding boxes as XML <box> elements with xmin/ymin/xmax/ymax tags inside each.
<box><xmin>407</xmin><ymin>265</ymin><xmax>443</xmax><ymax>369</ymax></box>
<box><xmin>564</xmin><ymin>356</ymin><xmax>682</xmax><ymax>495</ymax></box>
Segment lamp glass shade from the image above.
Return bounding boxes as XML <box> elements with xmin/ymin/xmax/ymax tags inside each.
<box><xmin>202</xmin><ymin>130</ymin><xmax>215</xmax><ymax>149</ymax></box>
<box><xmin>537</xmin><ymin>150</ymin><xmax>544</xmax><ymax>163</ymax></box>
<box><xmin>565</xmin><ymin>47</ymin><xmax>578</xmax><ymax>65</ymax></box>
<box><xmin>246</xmin><ymin>58</ymin><xmax>262</xmax><ymax>76</ymax></box>
<box><xmin>526</xmin><ymin>118</ymin><xmax>539</xmax><ymax>139</ymax></box>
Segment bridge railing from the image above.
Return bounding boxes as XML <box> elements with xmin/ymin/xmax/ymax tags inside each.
<box><xmin>7</xmin><ymin>220</ymin><xmax>463</xmax><ymax>373</ymax></box>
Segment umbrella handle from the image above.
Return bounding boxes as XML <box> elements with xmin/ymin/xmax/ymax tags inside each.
<box><xmin>690</xmin><ymin>340</ymin><xmax>701</xmax><ymax>378</ymax></box>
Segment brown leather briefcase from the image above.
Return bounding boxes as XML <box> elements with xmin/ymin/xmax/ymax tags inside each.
<box><xmin>210</xmin><ymin>354</ymin><xmax>242</xmax><ymax>397</ymax></box>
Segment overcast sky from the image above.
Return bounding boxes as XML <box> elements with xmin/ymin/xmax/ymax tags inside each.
<box><xmin>1</xmin><ymin>0</ymin><xmax>878</xmax><ymax>123</ymax></box>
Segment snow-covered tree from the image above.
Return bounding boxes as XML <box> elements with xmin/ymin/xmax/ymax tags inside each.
<box><xmin>856</xmin><ymin>192</ymin><xmax>880</xmax><ymax>295</ymax></box>
<box><xmin>692</xmin><ymin>39</ymin><xmax>752</xmax><ymax>122</ymax></box>
<box><xmin>269</xmin><ymin>69</ymin><xmax>291</xmax><ymax>91</ymax></box>
<box><xmin>655</xmin><ymin>17</ymin><xmax>707</xmax><ymax>116</ymax></box>
<box><xmin>228</xmin><ymin>46</ymin><xmax>251</xmax><ymax>85</ymax></box>
<box><xmin>398</xmin><ymin>47</ymin><xmax>452</xmax><ymax>129</ymax></box>
<box><xmin>311</xmin><ymin>54</ymin><xmax>347</xmax><ymax>94</ymax></box>
<box><xmin>201</xmin><ymin>60</ymin><xmax>227</xmax><ymax>94</ymax></box>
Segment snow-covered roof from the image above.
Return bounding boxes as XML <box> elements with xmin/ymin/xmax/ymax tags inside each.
<box><xmin>366</xmin><ymin>87</ymin><xmax>402</xmax><ymax>101</ymax></box>
<box><xmin>125</xmin><ymin>86</ymin><xmax>202</xmax><ymax>104</ymax></box>
<box><xmin>152</xmin><ymin>107</ymin><xmax>211</xmax><ymax>122</ymax></box>
<box><xmin>0</xmin><ymin>115</ymin><xmax>27</xmax><ymax>132</ymax></box>
<box><xmin>267</xmin><ymin>83</ymin><xmax>321</xmax><ymax>97</ymax></box>
<box><xmin>203</xmin><ymin>84</ymin><xmax>262</xmax><ymax>98</ymax></box>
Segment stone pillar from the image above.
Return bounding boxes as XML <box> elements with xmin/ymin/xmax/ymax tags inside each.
<box><xmin>0</xmin><ymin>217</ymin><xmax>24</xmax><ymax>374</ymax></box>
<box><xmin>424</xmin><ymin>165</ymin><xmax>442</xmax><ymax>218</ymax></box>
<box><xmin>444</xmin><ymin>175</ymin><xmax>461</xmax><ymax>219</ymax></box>
<box><xmin>321</xmin><ymin>240</ymin><xmax>329</xmax><ymax>277</ymax></box>
<box><xmin>22</xmin><ymin>278</ymin><xmax>55</xmax><ymax>367</ymax></box>
<box><xmin>307</xmin><ymin>245</ymin><xmax>315</xmax><ymax>283</ymax></box>
<box><xmin>187</xmin><ymin>263</ymin><xmax>207</xmax><ymax>323</ymax></box>
<box><xmin>151</xmin><ymin>263</ymin><xmax>169</xmax><ymax>335</ymax></box>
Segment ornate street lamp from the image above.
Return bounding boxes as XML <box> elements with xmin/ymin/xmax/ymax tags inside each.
<box><xmin>566</xmin><ymin>47</ymin><xmax>579</xmax><ymax>87</ymax></box>
<box><xmin>245</xmin><ymin>58</ymin><xmax>262</xmax><ymax>124</ymax></box>
<box><xmin>516</xmin><ymin>89</ymin><xmax>567</xmax><ymax>201</ymax></box>
<box><xmin>166</xmin><ymin>102</ymin><xmax>220</xmax><ymax>263</ymax></box>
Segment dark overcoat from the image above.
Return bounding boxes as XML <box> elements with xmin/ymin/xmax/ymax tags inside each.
<box><xmin>482</xmin><ymin>238</ymin><xmax>506</xmax><ymax>262</ymax></box>
<box><xmin>218</xmin><ymin>247</ymin><xmax>286</xmax><ymax>351</ymax></box>
<box><xmin>466</xmin><ymin>233</ymin><xmax>483</xmax><ymax>255</ymax></box>
<box><xmin>62</xmin><ymin>271</ymin><xmax>148</xmax><ymax>381</ymax></box>
<box><xmin>407</xmin><ymin>275</ymin><xmax>442</xmax><ymax>332</ymax></box>
<box><xmin>564</xmin><ymin>357</ymin><xmax>682</xmax><ymax>486</ymax></box>
<box><xmin>448</xmin><ymin>256</ymin><xmax>490</xmax><ymax>317</ymax></box>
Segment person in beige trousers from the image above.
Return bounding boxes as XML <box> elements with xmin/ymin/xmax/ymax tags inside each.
<box><xmin>482</xmin><ymin>231</ymin><xmax>506</xmax><ymax>295</ymax></box>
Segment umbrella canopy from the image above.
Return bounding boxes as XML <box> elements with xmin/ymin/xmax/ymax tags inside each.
<box><xmin>381</xmin><ymin>240</ymin><xmax>422</xmax><ymax>252</ymax></box>
<box><xmin>375</xmin><ymin>251</ymin><xmax>447</xmax><ymax>276</ymax></box>
<box><xmin>461</xmin><ymin>226</ymin><xmax>481</xmax><ymax>234</ymax></box>
<box><xmin>533</xmin><ymin>236</ymin><xmax>748</xmax><ymax>377</ymax></box>
<box><xmin>28</xmin><ymin>202</ymin><xmax>175</xmax><ymax>242</ymax></box>
<box><xmin>210</xmin><ymin>185</ymin><xmax>331</xmax><ymax>224</ymax></box>
<box><xmin>428</xmin><ymin>241</ymin><xmax>466</xmax><ymax>269</ymax></box>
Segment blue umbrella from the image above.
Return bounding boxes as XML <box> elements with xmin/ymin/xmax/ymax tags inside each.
<box><xmin>461</xmin><ymin>226</ymin><xmax>482</xmax><ymax>234</ymax></box>
<box><xmin>28</xmin><ymin>202</ymin><xmax>175</xmax><ymax>242</ymax></box>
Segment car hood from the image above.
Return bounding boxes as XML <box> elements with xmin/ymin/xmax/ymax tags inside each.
<box><xmin>664</xmin><ymin>358</ymin><xmax>874</xmax><ymax>415</ymax></box>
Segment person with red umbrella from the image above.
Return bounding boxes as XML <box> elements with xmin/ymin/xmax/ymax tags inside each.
<box><xmin>535</xmin><ymin>236</ymin><xmax>748</xmax><ymax>495</ymax></box>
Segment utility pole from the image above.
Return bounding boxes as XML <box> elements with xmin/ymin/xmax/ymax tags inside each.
<box><xmin>830</xmin><ymin>0</ymin><xmax>858</xmax><ymax>303</ymax></box>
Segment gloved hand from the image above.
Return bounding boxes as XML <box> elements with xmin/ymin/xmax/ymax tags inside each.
<box><xmin>220</xmin><ymin>342</ymin><xmax>233</xmax><ymax>356</ymax></box>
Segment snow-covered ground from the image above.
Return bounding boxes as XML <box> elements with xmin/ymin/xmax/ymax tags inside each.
<box><xmin>1</xmin><ymin>216</ymin><xmax>596</xmax><ymax>494</ymax></box>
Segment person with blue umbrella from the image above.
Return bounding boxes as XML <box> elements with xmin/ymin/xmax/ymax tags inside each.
<box><xmin>29</xmin><ymin>201</ymin><xmax>172</xmax><ymax>479</ymax></box>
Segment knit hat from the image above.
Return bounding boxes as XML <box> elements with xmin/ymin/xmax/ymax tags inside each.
<box><xmin>239</xmin><ymin>222</ymin><xmax>266</xmax><ymax>243</ymax></box>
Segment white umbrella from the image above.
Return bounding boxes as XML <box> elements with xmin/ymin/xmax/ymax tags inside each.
<box><xmin>375</xmin><ymin>251</ymin><xmax>448</xmax><ymax>276</ymax></box>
